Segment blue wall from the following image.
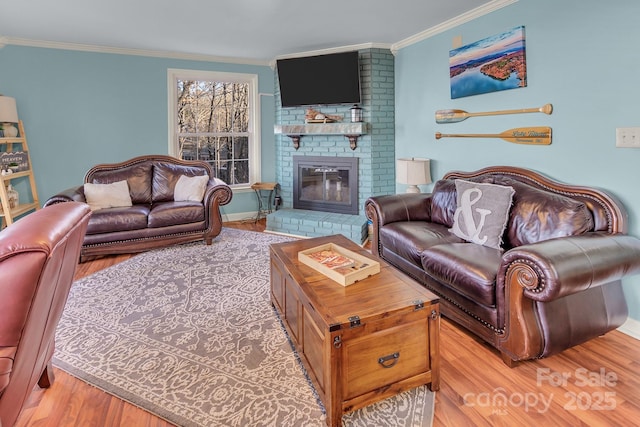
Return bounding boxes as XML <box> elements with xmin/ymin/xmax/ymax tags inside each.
<box><xmin>395</xmin><ymin>0</ymin><xmax>640</xmax><ymax>320</ymax></box>
<box><xmin>0</xmin><ymin>45</ymin><xmax>276</xmax><ymax>217</ymax></box>
<box><xmin>2</xmin><ymin>0</ymin><xmax>639</xmax><ymax>322</ymax></box>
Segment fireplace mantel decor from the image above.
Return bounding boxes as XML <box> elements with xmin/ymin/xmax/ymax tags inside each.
<box><xmin>274</xmin><ymin>123</ymin><xmax>367</xmax><ymax>150</ymax></box>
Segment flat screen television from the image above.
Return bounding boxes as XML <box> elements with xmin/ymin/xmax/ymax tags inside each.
<box><xmin>276</xmin><ymin>51</ymin><xmax>361</xmax><ymax>107</ymax></box>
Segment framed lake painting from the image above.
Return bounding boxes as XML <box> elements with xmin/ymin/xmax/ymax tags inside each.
<box><xmin>450</xmin><ymin>26</ymin><xmax>527</xmax><ymax>99</ymax></box>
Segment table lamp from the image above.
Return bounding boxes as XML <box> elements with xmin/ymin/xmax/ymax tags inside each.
<box><xmin>396</xmin><ymin>157</ymin><xmax>432</xmax><ymax>193</ymax></box>
<box><xmin>0</xmin><ymin>96</ymin><xmax>19</xmax><ymax>138</ymax></box>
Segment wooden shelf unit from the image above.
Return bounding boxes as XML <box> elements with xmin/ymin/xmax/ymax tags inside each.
<box><xmin>0</xmin><ymin>120</ymin><xmax>40</xmax><ymax>228</ymax></box>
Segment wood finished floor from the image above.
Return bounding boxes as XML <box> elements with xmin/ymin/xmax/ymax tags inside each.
<box><xmin>16</xmin><ymin>220</ymin><xmax>640</xmax><ymax>427</ymax></box>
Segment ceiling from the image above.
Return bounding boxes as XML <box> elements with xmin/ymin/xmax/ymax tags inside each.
<box><xmin>0</xmin><ymin>0</ymin><xmax>514</xmax><ymax>63</ymax></box>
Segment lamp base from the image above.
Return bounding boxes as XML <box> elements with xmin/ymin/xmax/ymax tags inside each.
<box><xmin>405</xmin><ymin>185</ymin><xmax>421</xmax><ymax>193</ymax></box>
<box><xmin>2</xmin><ymin>123</ymin><xmax>18</xmax><ymax>138</ymax></box>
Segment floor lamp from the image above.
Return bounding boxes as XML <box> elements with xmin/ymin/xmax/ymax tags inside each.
<box><xmin>397</xmin><ymin>158</ymin><xmax>432</xmax><ymax>193</ymax></box>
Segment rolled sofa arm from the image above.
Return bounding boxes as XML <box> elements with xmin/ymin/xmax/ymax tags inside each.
<box><xmin>204</xmin><ymin>178</ymin><xmax>233</xmax><ymax>207</ymax></box>
<box><xmin>365</xmin><ymin>193</ymin><xmax>432</xmax><ymax>226</ymax></box>
<box><xmin>43</xmin><ymin>185</ymin><xmax>86</xmax><ymax>207</ymax></box>
<box><xmin>499</xmin><ymin>232</ymin><xmax>640</xmax><ymax>302</ymax></box>
<box><xmin>202</xmin><ymin>178</ymin><xmax>233</xmax><ymax>243</ymax></box>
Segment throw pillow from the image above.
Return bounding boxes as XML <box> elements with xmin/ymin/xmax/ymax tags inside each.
<box><xmin>84</xmin><ymin>180</ymin><xmax>133</xmax><ymax>211</ymax></box>
<box><xmin>174</xmin><ymin>174</ymin><xmax>209</xmax><ymax>202</ymax></box>
<box><xmin>450</xmin><ymin>179</ymin><xmax>515</xmax><ymax>249</ymax></box>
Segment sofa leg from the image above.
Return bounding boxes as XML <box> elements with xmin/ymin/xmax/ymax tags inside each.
<box><xmin>500</xmin><ymin>351</ymin><xmax>520</xmax><ymax>368</ymax></box>
<box><xmin>38</xmin><ymin>361</ymin><xmax>55</xmax><ymax>388</ymax></box>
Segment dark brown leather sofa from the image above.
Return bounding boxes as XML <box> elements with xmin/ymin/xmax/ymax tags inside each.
<box><xmin>0</xmin><ymin>202</ymin><xmax>91</xmax><ymax>427</ymax></box>
<box><xmin>44</xmin><ymin>155</ymin><xmax>232</xmax><ymax>262</ymax></box>
<box><xmin>365</xmin><ymin>166</ymin><xmax>640</xmax><ymax>365</ymax></box>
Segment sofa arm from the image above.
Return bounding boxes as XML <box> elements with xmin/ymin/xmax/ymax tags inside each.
<box><xmin>202</xmin><ymin>179</ymin><xmax>233</xmax><ymax>243</ymax></box>
<box><xmin>365</xmin><ymin>193</ymin><xmax>432</xmax><ymax>226</ymax></box>
<box><xmin>500</xmin><ymin>232</ymin><xmax>640</xmax><ymax>302</ymax></box>
<box><xmin>43</xmin><ymin>185</ymin><xmax>86</xmax><ymax>207</ymax></box>
<box><xmin>365</xmin><ymin>193</ymin><xmax>432</xmax><ymax>257</ymax></box>
<box><xmin>204</xmin><ymin>178</ymin><xmax>233</xmax><ymax>206</ymax></box>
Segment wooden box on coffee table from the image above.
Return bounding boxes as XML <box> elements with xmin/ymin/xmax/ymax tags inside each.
<box><xmin>270</xmin><ymin>234</ymin><xmax>440</xmax><ymax>427</ymax></box>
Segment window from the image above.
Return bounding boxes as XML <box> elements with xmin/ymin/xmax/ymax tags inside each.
<box><xmin>168</xmin><ymin>69</ymin><xmax>260</xmax><ymax>187</ymax></box>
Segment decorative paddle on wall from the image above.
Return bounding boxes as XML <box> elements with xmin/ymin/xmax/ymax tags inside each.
<box><xmin>435</xmin><ymin>127</ymin><xmax>552</xmax><ymax>145</ymax></box>
<box><xmin>435</xmin><ymin>103</ymin><xmax>553</xmax><ymax>124</ymax></box>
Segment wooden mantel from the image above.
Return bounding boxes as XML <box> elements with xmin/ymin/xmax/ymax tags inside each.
<box><xmin>274</xmin><ymin>123</ymin><xmax>367</xmax><ymax>150</ymax></box>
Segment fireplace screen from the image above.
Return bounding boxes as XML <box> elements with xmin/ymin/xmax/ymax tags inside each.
<box><xmin>293</xmin><ymin>156</ymin><xmax>358</xmax><ymax>215</ymax></box>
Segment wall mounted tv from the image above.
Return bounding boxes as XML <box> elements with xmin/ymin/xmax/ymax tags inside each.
<box><xmin>276</xmin><ymin>51</ymin><xmax>361</xmax><ymax>107</ymax></box>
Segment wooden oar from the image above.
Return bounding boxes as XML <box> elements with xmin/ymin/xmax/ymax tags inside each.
<box><xmin>435</xmin><ymin>103</ymin><xmax>553</xmax><ymax>124</ymax></box>
<box><xmin>435</xmin><ymin>127</ymin><xmax>552</xmax><ymax>145</ymax></box>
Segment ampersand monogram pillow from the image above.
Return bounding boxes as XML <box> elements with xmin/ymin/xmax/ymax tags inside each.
<box><xmin>449</xmin><ymin>179</ymin><xmax>515</xmax><ymax>249</ymax></box>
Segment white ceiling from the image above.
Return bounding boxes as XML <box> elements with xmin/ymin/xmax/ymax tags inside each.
<box><xmin>0</xmin><ymin>0</ymin><xmax>515</xmax><ymax>63</ymax></box>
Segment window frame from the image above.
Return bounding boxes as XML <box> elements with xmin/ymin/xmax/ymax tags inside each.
<box><xmin>167</xmin><ymin>68</ymin><xmax>261</xmax><ymax>189</ymax></box>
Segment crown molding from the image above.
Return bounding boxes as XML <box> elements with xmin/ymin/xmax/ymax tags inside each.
<box><xmin>391</xmin><ymin>0</ymin><xmax>519</xmax><ymax>53</ymax></box>
<box><xmin>1</xmin><ymin>36</ymin><xmax>272</xmax><ymax>66</ymax></box>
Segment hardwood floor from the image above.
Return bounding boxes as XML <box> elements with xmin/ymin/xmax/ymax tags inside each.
<box><xmin>16</xmin><ymin>220</ymin><xmax>640</xmax><ymax>426</ymax></box>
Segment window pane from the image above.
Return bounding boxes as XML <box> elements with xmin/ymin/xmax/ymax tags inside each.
<box><xmin>233</xmin><ymin>160</ymin><xmax>249</xmax><ymax>185</ymax></box>
<box><xmin>179</xmin><ymin>137</ymin><xmax>197</xmax><ymax>160</ymax></box>
<box><xmin>215</xmin><ymin>160</ymin><xmax>231</xmax><ymax>184</ymax></box>
<box><xmin>234</xmin><ymin>136</ymin><xmax>249</xmax><ymax>160</ymax></box>
<box><xmin>177</xmin><ymin>81</ymin><xmax>196</xmax><ymax>133</ymax></box>
<box><xmin>216</xmin><ymin>136</ymin><xmax>232</xmax><ymax>161</ymax></box>
<box><xmin>198</xmin><ymin>136</ymin><xmax>213</xmax><ymax>162</ymax></box>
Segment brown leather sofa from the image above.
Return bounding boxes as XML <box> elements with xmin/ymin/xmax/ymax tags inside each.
<box><xmin>365</xmin><ymin>166</ymin><xmax>640</xmax><ymax>365</ymax></box>
<box><xmin>44</xmin><ymin>155</ymin><xmax>233</xmax><ymax>262</ymax></box>
<box><xmin>0</xmin><ymin>202</ymin><xmax>91</xmax><ymax>427</ymax></box>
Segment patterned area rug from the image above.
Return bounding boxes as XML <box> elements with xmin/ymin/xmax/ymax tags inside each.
<box><xmin>54</xmin><ymin>228</ymin><xmax>434</xmax><ymax>426</ymax></box>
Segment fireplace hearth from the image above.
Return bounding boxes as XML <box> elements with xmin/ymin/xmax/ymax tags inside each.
<box><xmin>293</xmin><ymin>156</ymin><xmax>358</xmax><ymax>215</ymax></box>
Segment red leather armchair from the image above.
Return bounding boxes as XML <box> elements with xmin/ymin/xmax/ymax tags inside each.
<box><xmin>0</xmin><ymin>202</ymin><xmax>91</xmax><ymax>427</ymax></box>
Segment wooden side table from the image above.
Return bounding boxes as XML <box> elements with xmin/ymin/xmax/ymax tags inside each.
<box><xmin>250</xmin><ymin>182</ymin><xmax>278</xmax><ymax>222</ymax></box>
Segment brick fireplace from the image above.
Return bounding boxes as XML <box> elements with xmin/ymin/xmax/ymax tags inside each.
<box><xmin>267</xmin><ymin>48</ymin><xmax>396</xmax><ymax>244</ymax></box>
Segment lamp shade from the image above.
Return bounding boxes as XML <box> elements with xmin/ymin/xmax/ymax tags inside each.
<box><xmin>0</xmin><ymin>96</ymin><xmax>19</xmax><ymax>123</ymax></box>
<box><xmin>397</xmin><ymin>157</ymin><xmax>432</xmax><ymax>193</ymax></box>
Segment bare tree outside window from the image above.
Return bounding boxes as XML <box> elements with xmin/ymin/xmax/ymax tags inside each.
<box><xmin>176</xmin><ymin>79</ymin><xmax>250</xmax><ymax>185</ymax></box>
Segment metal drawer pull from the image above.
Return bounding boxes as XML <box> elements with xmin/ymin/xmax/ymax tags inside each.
<box><xmin>378</xmin><ymin>352</ymin><xmax>400</xmax><ymax>368</ymax></box>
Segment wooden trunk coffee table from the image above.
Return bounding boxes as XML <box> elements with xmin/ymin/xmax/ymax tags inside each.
<box><xmin>269</xmin><ymin>234</ymin><xmax>440</xmax><ymax>427</ymax></box>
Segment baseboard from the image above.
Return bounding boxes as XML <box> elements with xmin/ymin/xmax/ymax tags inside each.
<box><xmin>618</xmin><ymin>317</ymin><xmax>640</xmax><ymax>340</ymax></box>
<box><xmin>222</xmin><ymin>211</ymin><xmax>258</xmax><ymax>222</ymax></box>
<box><xmin>263</xmin><ymin>229</ymin><xmax>311</xmax><ymax>239</ymax></box>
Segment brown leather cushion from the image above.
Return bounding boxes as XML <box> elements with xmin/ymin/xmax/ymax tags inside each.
<box><xmin>429</xmin><ymin>179</ymin><xmax>457</xmax><ymax>227</ymax></box>
<box><xmin>152</xmin><ymin>163</ymin><xmax>211</xmax><ymax>203</ymax></box>
<box><xmin>506</xmin><ymin>181</ymin><xmax>594</xmax><ymax>247</ymax></box>
<box><xmin>428</xmin><ymin>177</ymin><xmax>595</xmax><ymax>248</ymax></box>
<box><xmin>88</xmin><ymin>162</ymin><xmax>153</xmax><ymax>204</ymax></box>
<box><xmin>148</xmin><ymin>202</ymin><xmax>205</xmax><ymax>228</ymax></box>
<box><xmin>85</xmin><ymin>205</ymin><xmax>150</xmax><ymax>235</ymax></box>
<box><xmin>379</xmin><ymin>221</ymin><xmax>464</xmax><ymax>268</ymax></box>
<box><xmin>421</xmin><ymin>242</ymin><xmax>502</xmax><ymax>307</ymax></box>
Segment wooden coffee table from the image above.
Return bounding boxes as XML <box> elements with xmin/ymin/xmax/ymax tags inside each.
<box><xmin>269</xmin><ymin>234</ymin><xmax>440</xmax><ymax>427</ymax></box>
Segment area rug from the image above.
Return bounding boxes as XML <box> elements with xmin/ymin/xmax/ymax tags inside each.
<box><xmin>53</xmin><ymin>227</ymin><xmax>435</xmax><ymax>426</ymax></box>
